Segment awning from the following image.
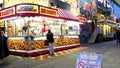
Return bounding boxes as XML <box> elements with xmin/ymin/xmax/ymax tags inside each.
<box><xmin>57</xmin><ymin>8</ymin><xmax>79</xmax><ymax>21</ymax></box>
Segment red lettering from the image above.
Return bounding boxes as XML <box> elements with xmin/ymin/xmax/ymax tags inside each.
<box><xmin>47</xmin><ymin>10</ymin><xmax>52</xmax><ymax>14</ymax></box>
<box><xmin>41</xmin><ymin>8</ymin><xmax>47</xmax><ymax>14</ymax></box>
<box><xmin>1</xmin><ymin>8</ymin><xmax>14</xmax><ymax>16</ymax></box>
<box><xmin>40</xmin><ymin>7</ymin><xmax>57</xmax><ymax>16</ymax></box>
<box><xmin>47</xmin><ymin>10</ymin><xmax>56</xmax><ymax>16</ymax></box>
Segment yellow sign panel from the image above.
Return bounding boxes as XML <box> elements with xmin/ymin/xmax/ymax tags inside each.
<box><xmin>16</xmin><ymin>5</ymin><xmax>38</xmax><ymax>13</ymax></box>
<box><xmin>0</xmin><ymin>7</ymin><xmax>15</xmax><ymax>18</ymax></box>
<box><xmin>40</xmin><ymin>6</ymin><xmax>58</xmax><ymax>17</ymax></box>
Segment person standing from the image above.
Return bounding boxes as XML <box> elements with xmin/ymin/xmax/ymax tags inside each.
<box><xmin>118</xmin><ymin>30</ymin><xmax>120</xmax><ymax>43</ymax></box>
<box><xmin>0</xmin><ymin>30</ymin><xmax>10</xmax><ymax>63</ymax></box>
<box><xmin>116</xmin><ymin>30</ymin><xmax>120</xmax><ymax>43</ymax></box>
<box><xmin>46</xmin><ymin>30</ymin><xmax>54</xmax><ymax>56</ymax></box>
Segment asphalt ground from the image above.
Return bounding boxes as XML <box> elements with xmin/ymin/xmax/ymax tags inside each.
<box><xmin>0</xmin><ymin>40</ymin><xmax>120</xmax><ymax>68</ymax></box>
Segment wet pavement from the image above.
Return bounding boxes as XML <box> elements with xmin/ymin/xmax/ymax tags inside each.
<box><xmin>0</xmin><ymin>40</ymin><xmax>120</xmax><ymax>68</ymax></box>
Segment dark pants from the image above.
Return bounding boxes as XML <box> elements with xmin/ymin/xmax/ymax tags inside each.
<box><xmin>117</xmin><ymin>37</ymin><xmax>120</xmax><ymax>43</ymax></box>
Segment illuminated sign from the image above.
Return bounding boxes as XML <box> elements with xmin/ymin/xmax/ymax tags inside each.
<box><xmin>17</xmin><ymin>5</ymin><xmax>38</xmax><ymax>13</ymax></box>
<box><xmin>0</xmin><ymin>21</ymin><xmax>4</xmax><ymax>27</ymax></box>
<box><xmin>0</xmin><ymin>7</ymin><xmax>15</xmax><ymax>18</ymax></box>
<box><xmin>8</xmin><ymin>37</ymin><xmax>25</xmax><ymax>40</ymax></box>
<box><xmin>34</xmin><ymin>37</ymin><xmax>46</xmax><ymax>40</ymax></box>
<box><xmin>40</xmin><ymin>6</ymin><xmax>58</xmax><ymax>17</ymax></box>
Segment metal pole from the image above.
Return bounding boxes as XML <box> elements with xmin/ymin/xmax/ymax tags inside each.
<box><xmin>27</xmin><ymin>20</ymin><xmax>31</xmax><ymax>50</ymax></box>
<box><xmin>61</xmin><ymin>23</ymin><xmax>62</xmax><ymax>36</ymax></box>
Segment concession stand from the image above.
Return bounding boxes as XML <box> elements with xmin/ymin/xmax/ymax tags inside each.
<box><xmin>0</xmin><ymin>3</ymin><xmax>81</xmax><ymax>56</ymax></box>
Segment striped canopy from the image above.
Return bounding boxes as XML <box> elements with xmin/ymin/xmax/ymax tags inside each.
<box><xmin>57</xmin><ymin>8</ymin><xmax>78</xmax><ymax>21</ymax></box>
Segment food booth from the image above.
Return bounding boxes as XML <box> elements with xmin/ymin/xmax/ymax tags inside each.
<box><xmin>0</xmin><ymin>3</ymin><xmax>81</xmax><ymax>56</ymax></box>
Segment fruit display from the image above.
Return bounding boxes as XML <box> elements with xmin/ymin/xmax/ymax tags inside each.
<box><xmin>7</xmin><ymin>39</ymin><xmax>28</xmax><ymax>50</ymax></box>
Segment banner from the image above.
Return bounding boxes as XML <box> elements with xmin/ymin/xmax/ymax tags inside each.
<box><xmin>76</xmin><ymin>52</ymin><xmax>102</xmax><ymax>68</ymax></box>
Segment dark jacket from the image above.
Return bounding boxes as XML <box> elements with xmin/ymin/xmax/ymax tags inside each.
<box><xmin>116</xmin><ymin>30</ymin><xmax>120</xmax><ymax>37</ymax></box>
<box><xmin>46</xmin><ymin>32</ymin><xmax>54</xmax><ymax>43</ymax></box>
<box><xmin>0</xmin><ymin>33</ymin><xmax>9</xmax><ymax>59</ymax></box>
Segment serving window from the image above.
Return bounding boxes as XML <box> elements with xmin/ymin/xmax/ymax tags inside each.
<box><xmin>3</xmin><ymin>16</ymin><xmax>79</xmax><ymax>37</ymax></box>
<box><xmin>29</xmin><ymin>17</ymin><xmax>61</xmax><ymax>36</ymax></box>
<box><xmin>4</xmin><ymin>17</ymin><xmax>62</xmax><ymax>37</ymax></box>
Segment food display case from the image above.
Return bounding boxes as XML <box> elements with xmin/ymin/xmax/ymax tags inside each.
<box><xmin>0</xmin><ymin>3</ymin><xmax>81</xmax><ymax>56</ymax></box>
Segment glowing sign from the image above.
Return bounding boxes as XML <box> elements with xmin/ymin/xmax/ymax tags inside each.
<box><xmin>0</xmin><ymin>21</ymin><xmax>4</xmax><ymax>27</ymax></box>
<box><xmin>17</xmin><ymin>5</ymin><xmax>38</xmax><ymax>13</ymax></box>
<box><xmin>40</xmin><ymin>6</ymin><xmax>58</xmax><ymax>17</ymax></box>
<box><xmin>0</xmin><ymin>7</ymin><xmax>15</xmax><ymax>18</ymax></box>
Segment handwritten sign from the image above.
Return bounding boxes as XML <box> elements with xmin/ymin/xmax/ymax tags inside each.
<box><xmin>76</xmin><ymin>52</ymin><xmax>102</xmax><ymax>68</ymax></box>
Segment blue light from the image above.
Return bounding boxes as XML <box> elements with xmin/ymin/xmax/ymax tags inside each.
<box><xmin>98</xmin><ymin>0</ymin><xmax>103</xmax><ymax>3</ymax></box>
<box><xmin>20</xmin><ymin>6</ymin><xmax>34</xmax><ymax>9</ymax></box>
